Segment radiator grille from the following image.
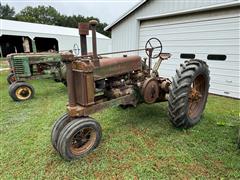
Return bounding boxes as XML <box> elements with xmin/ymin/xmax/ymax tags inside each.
<box><xmin>13</xmin><ymin>59</ymin><xmax>25</xmax><ymax>75</ymax></box>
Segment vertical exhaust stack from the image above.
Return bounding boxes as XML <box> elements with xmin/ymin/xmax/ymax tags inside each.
<box><xmin>89</xmin><ymin>20</ymin><xmax>100</xmax><ymax>66</ymax></box>
<box><xmin>78</xmin><ymin>23</ymin><xmax>89</xmax><ymax>56</ymax></box>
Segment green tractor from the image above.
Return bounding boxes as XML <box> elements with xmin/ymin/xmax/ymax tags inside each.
<box><xmin>7</xmin><ymin>52</ymin><xmax>66</xmax><ymax>101</ymax></box>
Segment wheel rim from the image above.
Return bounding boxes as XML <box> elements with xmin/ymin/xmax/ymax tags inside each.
<box><xmin>15</xmin><ymin>86</ymin><xmax>32</xmax><ymax>100</ymax></box>
<box><xmin>70</xmin><ymin>127</ymin><xmax>97</xmax><ymax>156</ymax></box>
<box><xmin>188</xmin><ymin>74</ymin><xmax>206</xmax><ymax>119</ymax></box>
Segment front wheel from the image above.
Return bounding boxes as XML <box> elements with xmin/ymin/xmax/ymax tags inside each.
<box><xmin>51</xmin><ymin>113</ymin><xmax>71</xmax><ymax>151</ymax></box>
<box><xmin>168</xmin><ymin>59</ymin><xmax>210</xmax><ymax>129</ymax></box>
<box><xmin>57</xmin><ymin>117</ymin><xmax>102</xmax><ymax>161</ymax></box>
<box><xmin>9</xmin><ymin>82</ymin><xmax>35</xmax><ymax>101</ymax></box>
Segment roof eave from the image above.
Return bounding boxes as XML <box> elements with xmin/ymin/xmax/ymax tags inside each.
<box><xmin>104</xmin><ymin>0</ymin><xmax>148</xmax><ymax>31</ymax></box>
<box><xmin>137</xmin><ymin>1</ymin><xmax>240</xmax><ymax>21</ymax></box>
<box><xmin>105</xmin><ymin>0</ymin><xmax>240</xmax><ymax>31</ymax></box>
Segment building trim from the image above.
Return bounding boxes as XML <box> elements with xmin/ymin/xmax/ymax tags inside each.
<box><xmin>104</xmin><ymin>0</ymin><xmax>148</xmax><ymax>31</ymax></box>
<box><xmin>137</xmin><ymin>1</ymin><xmax>239</xmax><ymax>21</ymax></box>
<box><xmin>105</xmin><ymin>1</ymin><xmax>240</xmax><ymax>31</ymax></box>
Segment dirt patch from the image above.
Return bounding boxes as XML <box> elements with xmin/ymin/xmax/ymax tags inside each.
<box><xmin>45</xmin><ymin>160</ymin><xmax>56</xmax><ymax>175</ymax></box>
<box><xmin>186</xmin><ymin>163</ymin><xmax>209</xmax><ymax>176</ymax></box>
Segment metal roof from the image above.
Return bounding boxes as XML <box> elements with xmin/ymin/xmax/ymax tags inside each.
<box><xmin>104</xmin><ymin>0</ymin><xmax>239</xmax><ymax>31</ymax></box>
<box><xmin>104</xmin><ymin>0</ymin><xmax>148</xmax><ymax>31</ymax></box>
<box><xmin>0</xmin><ymin>19</ymin><xmax>110</xmax><ymax>39</ymax></box>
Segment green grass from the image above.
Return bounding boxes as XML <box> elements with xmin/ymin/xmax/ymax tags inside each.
<box><xmin>0</xmin><ymin>71</ymin><xmax>239</xmax><ymax>179</ymax></box>
<box><xmin>0</xmin><ymin>61</ymin><xmax>9</xmax><ymax>69</ymax></box>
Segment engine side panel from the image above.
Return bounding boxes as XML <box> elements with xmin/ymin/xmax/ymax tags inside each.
<box><xmin>94</xmin><ymin>55</ymin><xmax>142</xmax><ymax>79</ymax></box>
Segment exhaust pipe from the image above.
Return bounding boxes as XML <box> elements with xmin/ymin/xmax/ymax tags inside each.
<box><xmin>78</xmin><ymin>23</ymin><xmax>89</xmax><ymax>56</ymax></box>
<box><xmin>89</xmin><ymin>20</ymin><xmax>98</xmax><ymax>59</ymax></box>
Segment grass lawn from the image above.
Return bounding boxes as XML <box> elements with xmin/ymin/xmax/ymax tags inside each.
<box><xmin>0</xmin><ymin>70</ymin><xmax>239</xmax><ymax>179</ymax></box>
<box><xmin>0</xmin><ymin>60</ymin><xmax>9</xmax><ymax>69</ymax></box>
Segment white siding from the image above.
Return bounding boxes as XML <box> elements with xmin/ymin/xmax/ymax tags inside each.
<box><xmin>139</xmin><ymin>8</ymin><xmax>240</xmax><ymax>98</ymax></box>
<box><xmin>111</xmin><ymin>0</ymin><xmax>236</xmax><ymax>51</ymax></box>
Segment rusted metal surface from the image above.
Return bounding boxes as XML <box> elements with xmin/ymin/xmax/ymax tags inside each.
<box><xmin>60</xmin><ymin>20</ymin><xmax>171</xmax><ymax>117</ymax></box>
<box><xmin>78</xmin><ymin>23</ymin><xmax>89</xmax><ymax>56</ymax></box>
<box><xmin>78</xmin><ymin>46</ymin><xmax>162</xmax><ymax>59</ymax></box>
<box><xmin>188</xmin><ymin>74</ymin><xmax>206</xmax><ymax>119</ymax></box>
<box><xmin>148</xmin><ymin>48</ymin><xmax>153</xmax><ymax>74</ymax></box>
<box><xmin>70</xmin><ymin>127</ymin><xmax>96</xmax><ymax>155</ymax></box>
<box><xmin>67</xmin><ymin>94</ymin><xmax>136</xmax><ymax>117</ymax></box>
<box><xmin>89</xmin><ymin>20</ymin><xmax>98</xmax><ymax>63</ymax></box>
<box><xmin>160</xmin><ymin>79</ymin><xmax>171</xmax><ymax>92</ymax></box>
<box><xmin>94</xmin><ymin>55</ymin><xmax>142</xmax><ymax>79</ymax></box>
<box><xmin>65</xmin><ymin>59</ymin><xmax>76</xmax><ymax>107</ymax></box>
<box><xmin>51</xmin><ymin>20</ymin><xmax>212</xmax><ymax>161</ymax></box>
<box><xmin>78</xmin><ymin>23</ymin><xmax>89</xmax><ymax>35</ymax></box>
<box><xmin>74</xmin><ymin>70</ymin><xmax>95</xmax><ymax>106</ymax></box>
<box><xmin>141</xmin><ymin>78</ymin><xmax>159</xmax><ymax>104</ymax></box>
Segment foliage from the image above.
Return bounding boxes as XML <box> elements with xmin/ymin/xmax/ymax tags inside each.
<box><xmin>15</xmin><ymin>6</ymin><xmax>60</xmax><ymax>25</ymax></box>
<box><xmin>0</xmin><ymin>4</ymin><xmax>110</xmax><ymax>37</ymax></box>
<box><xmin>0</xmin><ymin>3</ymin><xmax>15</xmax><ymax>19</ymax></box>
<box><xmin>0</xmin><ymin>70</ymin><xmax>239</xmax><ymax>179</ymax></box>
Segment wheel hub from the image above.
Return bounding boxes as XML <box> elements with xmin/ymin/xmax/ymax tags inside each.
<box><xmin>16</xmin><ymin>86</ymin><xmax>31</xmax><ymax>100</ymax></box>
<box><xmin>188</xmin><ymin>74</ymin><xmax>206</xmax><ymax>119</ymax></box>
<box><xmin>70</xmin><ymin>127</ymin><xmax>97</xmax><ymax>155</ymax></box>
<box><xmin>142</xmin><ymin>78</ymin><xmax>159</xmax><ymax>104</ymax></box>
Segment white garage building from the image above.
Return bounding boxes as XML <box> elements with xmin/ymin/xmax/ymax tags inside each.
<box><xmin>105</xmin><ymin>0</ymin><xmax>240</xmax><ymax>99</ymax></box>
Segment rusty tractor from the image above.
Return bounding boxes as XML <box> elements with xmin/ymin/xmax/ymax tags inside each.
<box><xmin>51</xmin><ymin>20</ymin><xmax>210</xmax><ymax>160</ymax></box>
<box><xmin>7</xmin><ymin>52</ymin><xmax>66</xmax><ymax>101</ymax></box>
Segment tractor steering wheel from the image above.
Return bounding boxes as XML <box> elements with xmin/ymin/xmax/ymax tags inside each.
<box><xmin>145</xmin><ymin>37</ymin><xmax>163</xmax><ymax>59</ymax></box>
<box><xmin>73</xmin><ymin>43</ymin><xmax>80</xmax><ymax>56</ymax></box>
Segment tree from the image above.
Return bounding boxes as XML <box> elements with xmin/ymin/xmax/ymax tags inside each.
<box><xmin>15</xmin><ymin>5</ymin><xmax>60</xmax><ymax>25</ymax></box>
<box><xmin>0</xmin><ymin>3</ymin><xmax>15</xmax><ymax>19</ymax></box>
<box><xmin>4</xmin><ymin>4</ymin><xmax>110</xmax><ymax>37</ymax></box>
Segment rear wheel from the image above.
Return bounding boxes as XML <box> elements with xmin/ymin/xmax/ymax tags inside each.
<box><xmin>7</xmin><ymin>73</ymin><xmax>16</xmax><ymax>84</ymax></box>
<box><xmin>9</xmin><ymin>82</ymin><xmax>35</xmax><ymax>101</ymax></box>
<box><xmin>57</xmin><ymin>117</ymin><xmax>102</xmax><ymax>161</ymax></box>
<box><xmin>168</xmin><ymin>59</ymin><xmax>210</xmax><ymax>128</ymax></box>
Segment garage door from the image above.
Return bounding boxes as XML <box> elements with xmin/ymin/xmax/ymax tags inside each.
<box><xmin>139</xmin><ymin>8</ymin><xmax>240</xmax><ymax>98</ymax></box>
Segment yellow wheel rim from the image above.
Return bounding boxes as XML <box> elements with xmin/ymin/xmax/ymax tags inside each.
<box><xmin>15</xmin><ymin>86</ymin><xmax>32</xmax><ymax>100</ymax></box>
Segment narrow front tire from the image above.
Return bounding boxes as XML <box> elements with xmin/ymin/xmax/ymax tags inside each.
<box><xmin>9</xmin><ymin>82</ymin><xmax>35</xmax><ymax>101</ymax></box>
<box><xmin>57</xmin><ymin>117</ymin><xmax>102</xmax><ymax>161</ymax></box>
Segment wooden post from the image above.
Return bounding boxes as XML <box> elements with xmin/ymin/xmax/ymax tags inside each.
<box><xmin>31</xmin><ymin>39</ymin><xmax>37</xmax><ymax>53</ymax></box>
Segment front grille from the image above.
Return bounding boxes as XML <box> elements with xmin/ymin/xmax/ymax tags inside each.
<box><xmin>13</xmin><ymin>59</ymin><xmax>24</xmax><ymax>75</ymax></box>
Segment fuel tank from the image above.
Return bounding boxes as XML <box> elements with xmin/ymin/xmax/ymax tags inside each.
<box><xmin>94</xmin><ymin>55</ymin><xmax>142</xmax><ymax>79</ymax></box>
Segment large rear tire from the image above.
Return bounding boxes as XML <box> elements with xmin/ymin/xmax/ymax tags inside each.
<box><xmin>168</xmin><ymin>59</ymin><xmax>210</xmax><ymax>129</ymax></box>
<box><xmin>57</xmin><ymin>117</ymin><xmax>102</xmax><ymax>161</ymax></box>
